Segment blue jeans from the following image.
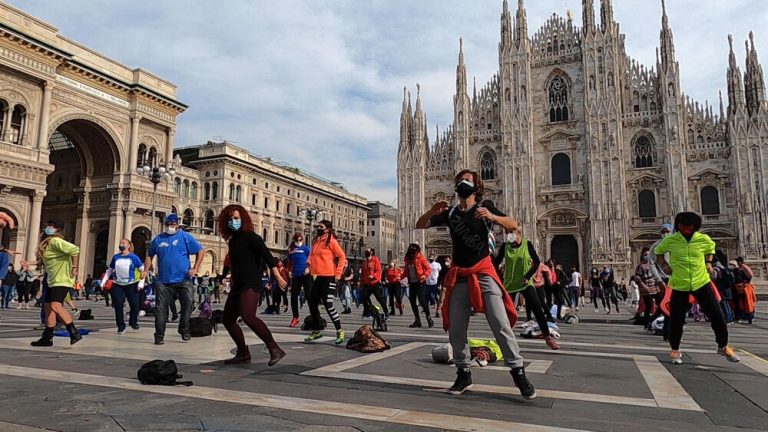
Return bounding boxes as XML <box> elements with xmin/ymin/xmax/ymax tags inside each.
<box><xmin>426</xmin><ymin>284</ymin><xmax>439</xmax><ymax>306</ymax></box>
<box><xmin>0</xmin><ymin>284</ymin><xmax>12</xmax><ymax>309</ymax></box>
<box><xmin>154</xmin><ymin>280</ymin><xmax>193</xmax><ymax>337</ymax></box>
<box><xmin>720</xmin><ymin>300</ymin><xmax>734</xmax><ymax>323</ymax></box>
<box><xmin>110</xmin><ymin>282</ymin><xmax>140</xmax><ymax>331</ymax></box>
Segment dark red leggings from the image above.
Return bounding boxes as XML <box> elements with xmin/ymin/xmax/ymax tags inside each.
<box><xmin>223</xmin><ymin>287</ymin><xmax>278</xmax><ymax>354</ymax></box>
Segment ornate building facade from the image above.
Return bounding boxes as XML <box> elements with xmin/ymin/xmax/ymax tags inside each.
<box><xmin>397</xmin><ymin>0</ymin><xmax>768</xmax><ymax>281</ymax></box>
<box><xmin>0</xmin><ymin>4</ymin><xmax>369</xmax><ymax>278</ymax></box>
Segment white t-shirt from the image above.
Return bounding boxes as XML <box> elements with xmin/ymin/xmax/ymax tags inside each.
<box><xmin>569</xmin><ymin>271</ymin><xmax>582</xmax><ymax>288</ymax></box>
<box><xmin>427</xmin><ymin>262</ymin><xmax>442</xmax><ymax>285</ymax></box>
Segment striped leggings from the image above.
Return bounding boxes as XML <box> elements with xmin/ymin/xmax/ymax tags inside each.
<box><xmin>308</xmin><ymin>276</ymin><xmax>342</xmax><ymax>331</ymax></box>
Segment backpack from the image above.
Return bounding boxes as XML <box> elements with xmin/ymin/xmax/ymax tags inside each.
<box><xmin>137</xmin><ymin>360</ymin><xmax>193</xmax><ymax>386</ymax></box>
<box><xmin>301</xmin><ymin>315</ymin><xmax>326</xmax><ymax>331</ymax></box>
<box><xmin>371</xmin><ymin>305</ymin><xmax>388</xmax><ymax>332</ymax></box>
<box><xmin>346</xmin><ymin>325</ymin><xmax>391</xmax><ymax>353</ymax></box>
<box><xmin>189</xmin><ymin>317</ymin><xmax>214</xmax><ymax>337</ymax></box>
<box><xmin>78</xmin><ymin>309</ymin><xmax>94</xmax><ymax>320</ymax></box>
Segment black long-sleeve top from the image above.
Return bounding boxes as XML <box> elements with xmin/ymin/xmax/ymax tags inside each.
<box><xmin>493</xmin><ymin>241</ymin><xmax>541</xmax><ymax>281</ymax></box>
<box><xmin>225</xmin><ymin>230</ymin><xmax>277</xmax><ymax>294</ymax></box>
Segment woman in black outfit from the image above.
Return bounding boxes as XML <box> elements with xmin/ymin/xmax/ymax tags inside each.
<box><xmin>218</xmin><ymin>204</ymin><xmax>287</xmax><ymax>366</ymax></box>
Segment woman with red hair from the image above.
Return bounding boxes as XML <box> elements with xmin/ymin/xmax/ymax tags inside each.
<box><xmin>218</xmin><ymin>204</ymin><xmax>287</xmax><ymax>366</ymax></box>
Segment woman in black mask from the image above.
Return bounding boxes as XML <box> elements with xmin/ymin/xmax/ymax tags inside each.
<box><xmin>402</xmin><ymin>243</ymin><xmax>433</xmax><ymax>328</ymax></box>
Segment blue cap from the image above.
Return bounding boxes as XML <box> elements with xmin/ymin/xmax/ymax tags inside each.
<box><xmin>661</xmin><ymin>223</ymin><xmax>673</xmax><ymax>232</ymax></box>
<box><xmin>165</xmin><ymin>214</ymin><xmax>179</xmax><ymax>224</ymax></box>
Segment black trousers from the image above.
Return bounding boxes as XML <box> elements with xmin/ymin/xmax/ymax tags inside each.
<box><xmin>408</xmin><ymin>282</ymin><xmax>430</xmax><ymax>323</ymax></box>
<box><xmin>669</xmin><ymin>284</ymin><xmax>728</xmax><ymax>351</ymax></box>
<box><xmin>387</xmin><ymin>283</ymin><xmax>403</xmax><ymax>312</ymax></box>
<box><xmin>362</xmin><ymin>284</ymin><xmax>388</xmax><ymax>316</ymax></box>
<box><xmin>291</xmin><ymin>275</ymin><xmax>313</xmax><ymax>318</ymax></box>
<box><xmin>520</xmin><ymin>286</ymin><xmax>550</xmax><ymax>337</ymax></box>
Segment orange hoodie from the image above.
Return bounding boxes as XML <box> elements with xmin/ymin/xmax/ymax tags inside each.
<box><xmin>309</xmin><ymin>234</ymin><xmax>346</xmax><ymax>280</ymax></box>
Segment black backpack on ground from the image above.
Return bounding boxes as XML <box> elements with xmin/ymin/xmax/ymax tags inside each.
<box><xmin>189</xmin><ymin>317</ymin><xmax>213</xmax><ymax>337</ymax></box>
<box><xmin>137</xmin><ymin>360</ymin><xmax>193</xmax><ymax>386</ymax></box>
<box><xmin>78</xmin><ymin>309</ymin><xmax>93</xmax><ymax>320</ymax></box>
<box><xmin>301</xmin><ymin>315</ymin><xmax>326</xmax><ymax>331</ymax></box>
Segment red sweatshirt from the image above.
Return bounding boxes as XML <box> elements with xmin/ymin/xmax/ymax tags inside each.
<box><xmin>360</xmin><ymin>256</ymin><xmax>382</xmax><ymax>286</ymax></box>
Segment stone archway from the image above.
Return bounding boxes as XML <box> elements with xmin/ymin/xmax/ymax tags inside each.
<box><xmin>131</xmin><ymin>226</ymin><xmax>151</xmax><ymax>261</ymax></box>
<box><xmin>42</xmin><ymin>118</ymin><xmax>122</xmax><ymax>276</ymax></box>
<box><xmin>550</xmin><ymin>235</ymin><xmax>579</xmax><ymax>272</ymax></box>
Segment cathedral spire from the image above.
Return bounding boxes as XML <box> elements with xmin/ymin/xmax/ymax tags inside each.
<box><xmin>399</xmin><ymin>86</ymin><xmax>411</xmax><ymax>149</ymax></box>
<box><xmin>582</xmin><ymin>0</ymin><xmax>595</xmax><ymax>34</ymax></box>
<box><xmin>727</xmin><ymin>34</ymin><xmax>746</xmax><ymax>116</ymax></box>
<box><xmin>473</xmin><ymin>77</ymin><xmax>478</xmax><ymax>105</ymax></box>
<box><xmin>415</xmin><ymin>83</ymin><xmax>423</xmax><ymax>114</ymax></box>
<box><xmin>456</xmin><ymin>38</ymin><xmax>467</xmax><ymax>96</ymax></box>
<box><xmin>659</xmin><ymin>0</ymin><xmax>676</xmax><ymax>68</ymax></box>
<box><xmin>719</xmin><ymin>90</ymin><xmax>725</xmax><ymax>120</ymax></box>
<box><xmin>515</xmin><ymin>0</ymin><xmax>528</xmax><ymax>45</ymax></box>
<box><xmin>600</xmin><ymin>0</ymin><xmax>614</xmax><ymax>30</ymax></box>
<box><xmin>744</xmin><ymin>31</ymin><xmax>767</xmax><ymax>116</ymax></box>
<box><xmin>500</xmin><ymin>0</ymin><xmax>513</xmax><ymax>51</ymax></box>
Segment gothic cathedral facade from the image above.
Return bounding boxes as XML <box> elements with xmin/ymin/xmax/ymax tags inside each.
<box><xmin>397</xmin><ymin>0</ymin><xmax>768</xmax><ymax>279</ymax></box>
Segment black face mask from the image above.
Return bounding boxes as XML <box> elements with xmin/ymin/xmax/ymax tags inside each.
<box><xmin>455</xmin><ymin>180</ymin><xmax>476</xmax><ymax>199</ymax></box>
<box><xmin>316</xmin><ymin>228</ymin><xmax>326</xmax><ymax>237</ymax></box>
<box><xmin>364</xmin><ymin>252</ymin><xmax>371</xmax><ymax>258</ymax></box>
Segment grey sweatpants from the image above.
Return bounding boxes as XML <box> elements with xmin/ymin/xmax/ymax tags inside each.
<box><xmin>449</xmin><ymin>275</ymin><xmax>524</xmax><ymax>369</ymax></box>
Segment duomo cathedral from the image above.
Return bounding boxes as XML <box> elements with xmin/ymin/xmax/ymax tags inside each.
<box><xmin>397</xmin><ymin>0</ymin><xmax>768</xmax><ymax>280</ymax></box>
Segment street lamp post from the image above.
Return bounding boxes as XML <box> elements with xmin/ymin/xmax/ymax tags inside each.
<box><xmin>136</xmin><ymin>160</ymin><xmax>176</xmax><ymax>238</ymax></box>
<box><xmin>298</xmin><ymin>207</ymin><xmax>323</xmax><ymax>245</ymax></box>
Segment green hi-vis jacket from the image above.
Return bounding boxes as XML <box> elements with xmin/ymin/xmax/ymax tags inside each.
<box><xmin>503</xmin><ymin>240</ymin><xmax>533</xmax><ymax>293</ymax></box>
<box><xmin>654</xmin><ymin>231</ymin><xmax>715</xmax><ymax>292</ymax></box>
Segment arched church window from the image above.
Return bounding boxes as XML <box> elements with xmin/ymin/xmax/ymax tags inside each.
<box><xmin>638</xmin><ymin>190</ymin><xmax>657</xmax><ymax>218</ymax></box>
<box><xmin>687</xmin><ymin>129</ymin><xmax>694</xmax><ymax>145</ymax></box>
<box><xmin>182</xmin><ymin>208</ymin><xmax>194</xmax><ymax>228</ymax></box>
<box><xmin>229</xmin><ymin>183</ymin><xmax>236</xmax><ymax>200</ymax></box>
<box><xmin>10</xmin><ymin>105</ymin><xmax>26</xmax><ymax>145</ymax></box>
<box><xmin>204</xmin><ymin>182</ymin><xmax>211</xmax><ymax>200</ymax></box>
<box><xmin>634</xmin><ymin>136</ymin><xmax>655</xmax><ymax>168</ymax></box>
<box><xmin>173</xmin><ymin>177</ymin><xmax>181</xmax><ymax>194</ymax></box>
<box><xmin>633</xmin><ymin>91</ymin><xmax>640</xmax><ymax>113</ymax></box>
<box><xmin>190</xmin><ymin>182</ymin><xmax>198</xmax><ymax>200</ymax></box>
<box><xmin>548</xmin><ymin>76</ymin><xmax>569</xmax><ymax>122</ymax></box>
<box><xmin>212</xmin><ymin>182</ymin><xmax>219</xmax><ymax>200</ymax></box>
<box><xmin>697</xmin><ymin>135</ymin><xmax>705</xmax><ymax>144</ymax></box>
<box><xmin>480</xmin><ymin>151</ymin><xmax>497</xmax><ymax>180</ymax></box>
<box><xmin>551</xmin><ymin>153</ymin><xmax>571</xmax><ymax>186</ymax></box>
<box><xmin>701</xmin><ymin>186</ymin><xmax>720</xmax><ymax>215</ymax></box>
<box><xmin>137</xmin><ymin>144</ymin><xmax>147</xmax><ymax>168</ymax></box>
<box><xmin>236</xmin><ymin>185</ymin><xmax>242</xmax><ymax>202</ymax></box>
<box><xmin>182</xmin><ymin>179</ymin><xmax>190</xmax><ymax>198</ymax></box>
<box><xmin>204</xmin><ymin>210</ymin><xmax>215</xmax><ymax>230</ymax></box>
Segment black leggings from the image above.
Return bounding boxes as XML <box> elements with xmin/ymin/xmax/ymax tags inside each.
<box><xmin>520</xmin><ymin>286</ymin><xmax>550</xmax><ymax>337</ymax></box>
<box><xmin>641</xmin><ymin>294</ymin><xmax>658</xmax><ymax>328</ymax></box>
<box><xmin>532</xmin><ymin>286</ymin><xmax>551</xmax><ymax>321</ymax></box>
<box><xmin>408</xmin><ymin>282</ymin><xmax>430</xmax><ymax>323</ymax></box>
<box><xmin>308</xmin><ymin>276</ymin><xmax>341</xmax><ymax>331</ymax></box>
<box><xmin>362</xmin><ymin>284</ymin><xmax>388</xmax><ymax>316</ymax></box>
<box><xmin>16</xmin><ymin>282</ymin><xmax>31</xmax><ymax>303</ymax></box>
<box><xmin>291</xmin><ymin>275</ymin><xmax>313</xmax><ymax>318</ymax></box>
<box><xmin>387</xmin><ymin>283</ymin><xmax>403</xmax><ymax>312</ymax></box>
<box><xmin>669</xmin><ymin>284</ymin><xmax>728</xmax><ymax>350</ymax></box>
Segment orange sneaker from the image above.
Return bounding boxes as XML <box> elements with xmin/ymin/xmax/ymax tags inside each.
<box><xmin>717</xmin><ymin>346</ymin><xmax>741</xmax><ymax>362</ymax></box>
<box><xmin>289</xmin><ymin>317</ymin><xmax>300</xmax><ymax>328</ymax></box>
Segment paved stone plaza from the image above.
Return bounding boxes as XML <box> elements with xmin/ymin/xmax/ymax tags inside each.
<box><xmin>0</xmin><ymin>303</ymin><xmax>767</xmax><ymax>432</ymax></box>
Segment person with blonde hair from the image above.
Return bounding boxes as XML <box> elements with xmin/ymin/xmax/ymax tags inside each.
<box><xmin>107</xmin><ymin>238</ymin><xmax>145</xmax><ymax>333</ymax></box>
<box><xmin>31</xmin><ymin>221</ymin><xmax>82</xmax><ymax>347</ymax></box>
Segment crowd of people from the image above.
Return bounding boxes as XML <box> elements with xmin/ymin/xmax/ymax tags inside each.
<box><xmin>0</xmin><ymin>166</ymin><xmax>760</xmax><ymax>400</ymax></box>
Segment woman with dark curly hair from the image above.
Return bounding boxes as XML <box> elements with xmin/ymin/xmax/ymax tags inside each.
<box><xmin>218</xmin><ymin>204</ymin><xmax>287</xmax><ymax>366</ymax></box>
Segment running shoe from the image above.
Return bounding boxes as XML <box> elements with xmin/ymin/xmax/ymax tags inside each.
<box><xmin>289</xmin><ymin>317</ymin><xmax>300</xmax><ymax>328</ymax></box>
<box><xmin>72</xmin><ymin>308</ymin><xmax>79</xmax><ymax>315</ymax></box>
<box><xmin>670</xmin><ymin>350</ymin><xmax>683</xmax><ymax>364</ymax></box>
<box><xmin>449</xmin><ymin>368</ymin><xmax>473</xmax><ymax>395</ymax></box>
<box><xmin>594</xmin><ymin>309</ymin><xmax>599</xmax><ymax>313</ymax></box>
<box><xmin>181</xmin><ymin>333</ymin><xmax>191</xmax><ymax>342</ymax></box>
<box><xmin>510</xmin><ymin>367</ymin><xmax>536</xmax><ymax>400</ymax></box>
<box><xmin>305</xmin><ymin>331</ymin><xmax>324</xmax><ymax>342</ymax></box>
<box><xmin>717</xmin><ymin>346</ymin><xmax>741</xmax><ymax>362</ymax></box>
<box><xmin>335</xmin><ymin>329</ymin><xmax>346</xmax><ymax>345</ymax></box>
<box><xmin>544</xmin><ymin>336</ymin><xmax>560</xmax><ymax>350</ymax></box>
<box><xmin>117</xmin><ymin>328</ymin><xmax>126</xmax><ymax>335</ymax></box>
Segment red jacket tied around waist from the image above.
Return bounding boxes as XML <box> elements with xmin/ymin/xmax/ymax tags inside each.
<box><xmin>440</xmin><ymin>256</ymin><xmax>517</xmax><ymax>331</ymax></box>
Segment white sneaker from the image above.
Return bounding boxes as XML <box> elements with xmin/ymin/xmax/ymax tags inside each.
<box><xmin>117</xmin><ymin>329</ymin><xmax>126</xmax><ymax>334</ymax></box>
<box><xmin>594</xmin><ymin>309</ymin><xmax>599</xmax><ymax>313</ymax></box>
<box><xmin>670</xmin><ymin>350</ymin><xmax>683</xmax><ymax>364</ymax></box>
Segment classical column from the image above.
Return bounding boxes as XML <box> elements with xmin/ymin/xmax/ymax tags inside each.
<box><xmin>123</xmin><ymin>206</ymin><xmax>134</xmax><ymax>239</ymax></box>
<box><xmin>128</xmin><ymin>114</ymin><xmax>141</xmax><ymax>172</ymax></box>
<box><xmin>107</xmin><ymin>209</ymin><xmax>123</xmax><ymax>260</ymax></box>
<box><xmin>25</xmin><ymin>191</ymin><xmax>45</xmax><ymax>263</ymax></box>
<box><xmin>1</xmin><ymin>106</ymin><xmax>10</xmax><ymax>141</ymax></box>
<box><xmin>166</xmin><ymin>127</ymin><xmax>175</xmax><ymax>165</ymax></box>
<box><xmin>36</xmin><ymin>81</ymin><xmax>52</xmax><ymax>150</ymax></box>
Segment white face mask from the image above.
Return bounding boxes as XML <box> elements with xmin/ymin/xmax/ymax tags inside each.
<box><xmin>296</xmin><ymin>241</ymin><xmax>303</xmax><ymax>247</ymax></box>
<box><xmin>166</xmin><ymin>226</ymin><xmax>177</xmax><ymax>235</ymax></box>
<box><xmin>506</xmin><ymin>233</ymin><xmax>518</xmax><ymax>244</ymax></box>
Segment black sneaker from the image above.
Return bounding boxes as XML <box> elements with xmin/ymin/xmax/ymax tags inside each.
<box><xmin>154</xmin><ymin>335</ymin><xmax>164</xmax><ymax>345</ymax></box>
<box><xmin>511</xmin><ymin>367</ymin><xmax>536</xmax><ymax>400</ymax></box>
<box><xmin>181</xmin><ymin>333</ymin><xmax>191</xmax><ymax>342</ymax></box>
<box><xmin>449</xmin><ymin>368</ymin><xmax>473</xmax><ymax>395</ymax></box>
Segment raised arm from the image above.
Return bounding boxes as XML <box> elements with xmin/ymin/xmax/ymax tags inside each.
<box><xmin>416</xmin><ymin>201</ymin><xmax>449</xmax><ymax>229</ymax></box>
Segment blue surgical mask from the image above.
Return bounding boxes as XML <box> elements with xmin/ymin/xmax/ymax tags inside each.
<box><xmin>228</xmin><ymin>219</ymin><xmax>242</xmax><ymax>231</ymax></box>
<box><xmin>44</xmin><ymin>227</ymin><xmax>57</xmax><ymax>236</ymax></box>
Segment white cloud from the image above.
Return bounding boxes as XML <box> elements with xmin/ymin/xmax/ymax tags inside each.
<box><xmin>9</xmin><ymin>0</ymin><xmax>767</xmax><ymax>204</ymax></box>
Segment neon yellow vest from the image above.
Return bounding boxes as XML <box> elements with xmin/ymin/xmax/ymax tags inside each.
<box><xmin>503</xmin><ymin>240</ymin><xmax>532</xmax><ymax>293</ymax></box>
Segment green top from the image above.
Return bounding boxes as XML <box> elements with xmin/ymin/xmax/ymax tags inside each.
<box><xmin>654</xmin><ymin>231</ymin><xmax>715</xmax><ymax>292</ymax></box>
<box><xmin>503</xmin><ymin>239</ymin><xmax>533</xmax><ymax>293</ymax></box>
<box><xmin>42</xmin><ymin>237</ymin><xmax>80</xmax><ymax>288</ymax></box>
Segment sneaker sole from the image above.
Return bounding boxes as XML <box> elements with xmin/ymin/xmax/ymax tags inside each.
<box><xmin>449</xmin><ymin>384</ymin><xmax>473</xmax><ymax>395</ymax></box>
<box><xmin>521</xmin><ymin>390</ymin><xmax>537</xmax><ymax>400</ymax></box>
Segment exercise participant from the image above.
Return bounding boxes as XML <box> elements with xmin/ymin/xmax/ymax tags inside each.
<box><xmin>403</xmin><ymin>244</ymin><xmax>433</xmax><ymax>328</ymax></box>
<box><xmin>107</xmin><ymin>239</ymin><xmax>144</xmax><ymax>333</ymax></box>
<box><xmin>304</xmin><ymin>220</ymin><xmax>346</xmax><ymax>344</ymax></box>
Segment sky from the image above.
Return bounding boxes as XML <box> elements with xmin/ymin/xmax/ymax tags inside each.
<box><xmin>9</xmin><ymin>0</ymin><xmax>767</xmax><ymax>205</ymax></box>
